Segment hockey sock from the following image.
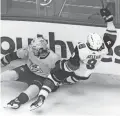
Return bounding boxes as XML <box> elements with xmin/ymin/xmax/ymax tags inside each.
<box><xmin>17</xmin><ymin>92</ymin><xmax>29</xmax><ymax>104</ymax></box>
<box><xmin>38</xmin><ymin>78</ymin><xmax>55</xmax><ymax>98</ymax></box>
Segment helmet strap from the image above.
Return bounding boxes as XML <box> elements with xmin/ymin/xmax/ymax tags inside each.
<box><xmin>86</xmin><ymin>43</ymin><xmax>103</xmax><ymax>51</ymax></box>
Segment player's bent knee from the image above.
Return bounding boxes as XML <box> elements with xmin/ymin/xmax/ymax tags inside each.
<box><xmin>1</xmin><ymin>70</ymin><xmax>19</xmax><ymax>82</ymax></box>
<box><xmin>43</xmin><ymin>78</ymin><xmax>56</xmax><ymax>91</ymax></box>
<box><xmin>31</xmin><ymin>80</ymin><xmax>43</xmax><ymax>90</ymax></box>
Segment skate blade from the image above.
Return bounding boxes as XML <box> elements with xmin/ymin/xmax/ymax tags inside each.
<box><xmin>30</xmin><ymin>106</ymin><xmax>40</xmax><ymax>111</ymax></box>
<box><xmin>3</xmin><ymin>104</ymin><xmax>19</xmax><ymax>109</ymax></box>
<box><xmin>3</xmin><ymin>104</ymin><xmax>11</xmax><ymax>108</ymax></box>
<box><xmin>30</xmin><ymin>103</ymin><xmax>43</xmax><ymax>111</ymax></box>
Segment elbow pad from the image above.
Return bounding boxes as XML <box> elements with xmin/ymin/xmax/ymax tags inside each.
<box><xmin>103</xmin><ymin>33</ymin><xmax>116</xmax><ymax>50</ymax></box>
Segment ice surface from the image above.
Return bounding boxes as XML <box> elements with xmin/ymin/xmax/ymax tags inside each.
<box><xmin>0</xmin><ymin>60</ymin><xmax>120</xmax><ymax>116</ymax></box>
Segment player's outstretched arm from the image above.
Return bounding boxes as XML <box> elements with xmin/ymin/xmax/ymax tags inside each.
<box><xmin>63</xmin><ymin>46</ymin><xmax>80</xmax><ymax>72</ymax></box>
<box><xmin>100</xmin><ymin>8</ymin><xmax>117</xmax><ymax>50</ymax></box>
<box><xmin>1</xmin><ymin>48</ymin><xmax>28</xmax><ymax>67</ymax></box>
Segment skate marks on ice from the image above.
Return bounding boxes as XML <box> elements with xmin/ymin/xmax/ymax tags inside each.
<box><xmin>1</xmin><ymin>73</ymin><xmax>120</xmax><ymax>116</ymax></box>
<box><xmin>43</xmin><ymin>75</ymin><xmax>120</xmax><ymax>116</ymax></box>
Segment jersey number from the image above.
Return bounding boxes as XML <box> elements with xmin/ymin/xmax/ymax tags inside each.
<box><xmin>86</xmin><ymin>59</ymin><xmax>97</xmax><ymax>69</ymax></box>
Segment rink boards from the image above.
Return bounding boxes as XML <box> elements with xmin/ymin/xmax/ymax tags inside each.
<box><xmin>0</xmin><ymin>20</ymin><xmax>120</xmax><ymax>76</ymax></box>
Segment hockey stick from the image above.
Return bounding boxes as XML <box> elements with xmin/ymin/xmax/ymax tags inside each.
<box><xmin>100</xmin><ymin>0</ymin><xmax>105</xmax><ymax>8</ymax></box>
<box><xmin>88</xmin><ymin>0</ymin><xmax>106</xmax><ymax>21</ymax></box>
<box><xmin>88</xmin><ymin>12</ymin><xmax>100</xmax><ymax>20</ymax></box>
<box><xmin>100</xmin><ymin>0</ymin><xmax>109</xmax><ymax>9</ymax></box>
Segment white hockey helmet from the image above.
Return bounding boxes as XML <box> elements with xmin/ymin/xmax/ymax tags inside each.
<box><xmin>30</xmin><ymin>35</ymin><xmax>49</xmax><ymax>57</ymax></box>
<box><xmin>86</xmin><ymin>33</ymin><xmax>104</xmax><ymax>51</ymax></box>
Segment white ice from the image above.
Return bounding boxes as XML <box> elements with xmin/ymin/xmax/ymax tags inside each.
<box><xmin>0</xmin><ymin>60</ymin><xmax>120</xmax><ymax>116</ymax></box>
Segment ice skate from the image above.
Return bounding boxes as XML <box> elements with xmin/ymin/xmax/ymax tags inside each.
<box><xmin>6</xmin><ymin>97</ymin><xmax>21</xmax><ymax>109</ymax></box>
<box><xmin>30</xmin><ymin>95</ymin><xmax>45</xmax><ymax>111</ymax></box>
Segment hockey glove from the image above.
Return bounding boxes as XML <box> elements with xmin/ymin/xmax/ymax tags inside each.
<box><xmin>1</xmin><ymin>57</ymin><xmax>9</xmax><ymax>67</ymax></box>
<box><xmin>100</xmin><ymin>8</ymin><xmax>113</xmax><ymax>22</ymax></box>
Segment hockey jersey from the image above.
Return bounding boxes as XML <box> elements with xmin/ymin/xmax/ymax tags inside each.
<box><xmin>65</xmin><ymin>30</ymin><xmax>117</xmax><ymax>78</ymax></box>
<box><xmin>73</xmin><ymin>42</ymin><xmax>108</xmax><ymax>77</ymax></box>
<box><xmin>16</xmin><ymin>47</ymin><xmax>60</xmax><ymax>77</ymax></box>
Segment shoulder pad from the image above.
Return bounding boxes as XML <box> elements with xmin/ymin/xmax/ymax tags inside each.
<box><xmin>78</xmin><ymin>42</ymin><xmax>86</xmax><ymax>49</ymax></box>
<box><xmin>17</xmin><ymin>47</ymin><xmax>28</xmax><ymax>58</ymax></box>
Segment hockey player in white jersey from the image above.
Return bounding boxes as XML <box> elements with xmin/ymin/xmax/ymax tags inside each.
<box><xmin>30</xmin><ymin>8</ymin><xmax>117</xmax><ymax>110</ymax></box>
<box><xmin>1</xmin><ymin>35</ymin><xmax>60</xmax><ymax>109</ymax></box>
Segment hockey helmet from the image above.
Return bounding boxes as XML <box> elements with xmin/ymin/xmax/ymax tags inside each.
<box><xmin>30</xmin><ymin>35</ymin><xmax>49</xmax><ymax>57</ymax></box>
<box><xmin>86</xmin><ymin>33</ymin><xmax>104</xmax><ymax>51</ymax></box>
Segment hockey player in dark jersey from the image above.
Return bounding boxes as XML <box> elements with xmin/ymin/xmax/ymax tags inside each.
<box><xmin>1</xmin><ymin>35</ymin><xmax>60</xmax><ymax>109</ymax></box>
<box><xmin>30</xmin><ymin>8</ymin><xmax>117</xmax><ymax>110</ymax></box>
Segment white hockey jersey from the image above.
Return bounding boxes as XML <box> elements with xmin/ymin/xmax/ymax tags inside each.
<box><xmin>67</xmin><ymin>29</ymin><xmax>117</xmax><ymax>78</ymax></box>
<box><xmin>74</xmin><ymin>42</ymin><xmax>108</xmax><ymax>77</ymax></box>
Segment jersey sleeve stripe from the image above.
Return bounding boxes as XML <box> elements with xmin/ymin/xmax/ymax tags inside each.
<box><xmin>71</xmin><ymin>76</ymin><xmax>78</xmax><ymax>82</ymax></box>
<box><xmin>106</xmin><ymin>29</ymin><xmax>117</xmax><ymax>33</ymax></box>
<box><xmin>106</xmin><ymin>30</ymin><xmax>117</xmax><ymax>35</ymax></box>
<box><xmin>64</xmin><ymin>62</ymin><xmax>73</xmax><ymax>72</ymax></box>
<box><xmin>42</xmin><ymin>85</ymin><xmax>52</xmax><ymax>93</ymax></box>
<box><xmin>66</xmin><ymin>76</ymin><xmax>76</xmax><ymax>83</ymax></box>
